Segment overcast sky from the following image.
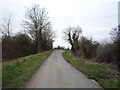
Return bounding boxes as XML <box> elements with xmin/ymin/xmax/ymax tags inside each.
<box><xmin>0</xmin><ymin>0</ymin><xmax>119</xmax><ymax>48</ymax></box>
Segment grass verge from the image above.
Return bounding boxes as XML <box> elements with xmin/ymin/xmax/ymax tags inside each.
<box><xmin>62</xmin><ymin>50</ymin><xmax>119</xmax><ymax>89</ymax></box>
<box><xmin>2</xmin><ymin>50</ymin><xmax>53</xmax><ymax>88</ymax></box>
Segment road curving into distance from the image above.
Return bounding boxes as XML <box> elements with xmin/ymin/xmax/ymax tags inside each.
<box><xmin>25</xmin><ymin>50</ymin><xmax>102</xmax><ymax>88</ymax></box>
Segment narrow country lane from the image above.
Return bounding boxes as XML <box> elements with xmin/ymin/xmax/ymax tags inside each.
<box><xmin>25</xmin><ymin>50</ymin><xmax>102</xmax><ymax>88</ymax></box>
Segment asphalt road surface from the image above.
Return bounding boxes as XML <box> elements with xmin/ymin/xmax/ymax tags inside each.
<box><xmin>25</xmin><ymin>50</ymin><xmax>102</xmax><ymax>88</ymax></box>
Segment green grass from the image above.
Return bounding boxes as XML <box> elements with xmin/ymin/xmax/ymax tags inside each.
<box><xmin>62</xmin><ymin>50</ymin><xmax>120</xmax><ymax>89</ymax></box>
<box><xmin>2</xmin><ymin>50</ymin><xmax>53</xmax><ymax>88</ymax></box>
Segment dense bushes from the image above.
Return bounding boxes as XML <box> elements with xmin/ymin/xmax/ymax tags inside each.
<box><xmin>2</xmin><ymin>32</ymin><xmax>53</xmax><ymax>61</ymax></box>
<box><xmin>2</xmin><ymin>34</ymin><xmax>35</xmax><ymax>61</ymax></box>
<box><xmin>80</xmin><ymin>28</ymin><xmax>119</xmax><ymax>67</ymax></box>
<box><xmin>64</xmin><ymin>26</ymin><xmax>119</xmax><ymax>67</ymax></box>
<box><xmin>95</xmin><ymin>28</ymin><xmax>119</xmax><ymax>66</ymax></box>
<box><xmin>78</xmin><ymin>37</ymin><xmax>99</xmax><ymax>58</ymax></box>
<box><xmin>80</xmin><ymin>27</ymin><xmax>119</xmax><ymax>67</ymax></box>
<box><xmin>96</xmin><ymin>43</ymin><xmax>117</xmax><ymax>64</ymax></box>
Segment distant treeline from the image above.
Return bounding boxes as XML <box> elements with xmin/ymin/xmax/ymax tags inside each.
<box><xmin>64</xmin><ymin>26</ymin><xmax>119</xmax><ymax>69</ymax></box>
<box><xmin>54</xmin><ymin>46</ymin><xmax>70</xmax><ymax>50</ymax></box>
<box><xmin>2</xmin><ymin>4</ymin><xmax>54</xmax><ymax>61</ymax></box>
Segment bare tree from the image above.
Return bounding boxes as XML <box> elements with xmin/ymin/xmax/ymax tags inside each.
<box><xmin>44</xmin><ymin>23</ymin><xmax>54</xmax><ymax>49</ymax></box>
<box><xmin>23</xmin><ymin>4</ymin><xmax>50</xmax><ymax>52</ymax></box>
<box><xmin>0</xmin><ymin>14</ymin><xmax>13</xmax><ymax>37</ymax></box>
<box><xmin>64</xmin><ymin>26</ymin><xmax>82</xmax><ymax>53</ymax></box>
